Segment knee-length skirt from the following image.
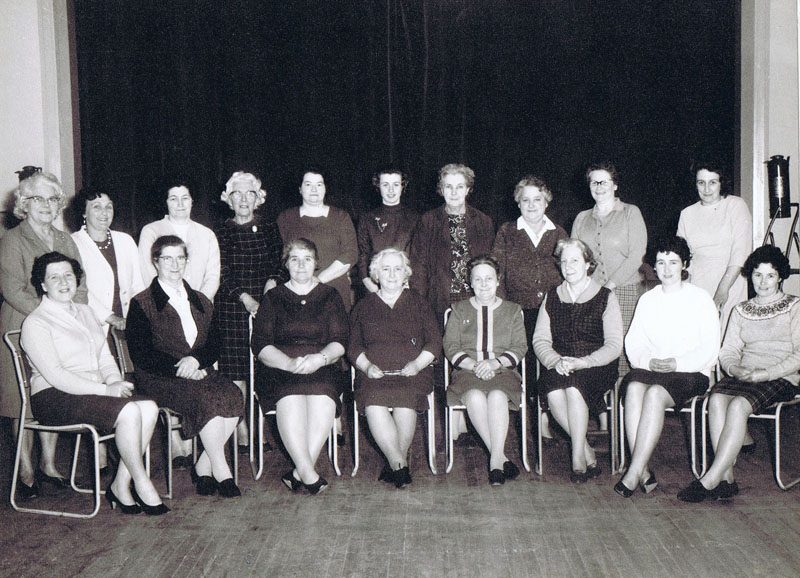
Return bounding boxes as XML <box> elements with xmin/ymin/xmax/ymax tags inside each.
<box><xmin>255</xmin><ymin>365</ymin><xmax>346</xmax><ymax>417</ymax></box>
<box><xmin>134</xmin><ymin>370</ymin><xmax>243</xmax><ymax>438</ymax></box>
<box><xmin>446</xmin><ymin>368</ymin><xmax>522</xmax><ymax>410</ymax></box>
<box><xmin>712</xmin><ymin>376</ymin><xmax>797</xmax><ymax>414</ymax></box>
<box><xmin>31</xmin><ymin>388</ymin><xmax>153</xmax><ymax>434</ymax></box>
<box><xmin>356</xmin><ymin>366</ymin><xmax>434</xmax><ymax>413</ymax></box>
<box><xmin>621</xmin><ymin>368</ymin><xmax>709</xmax><ymax>407</ymax></box>
<box><xmin>538</xmin><ymin>363</ymin><xmax>617</xmax><ymax>416</ymax></box>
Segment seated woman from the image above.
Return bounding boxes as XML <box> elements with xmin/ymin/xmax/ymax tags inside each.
<box><xmin>678</xmin><ymin>246</ymin><xmax>800</xmax><ymax>502</ymax></box>
<box><xmin>615</xmin><ymin>236</ymin><xmax>720</xmax><ymax>497</ymax></box>
<box><xmin>126</xmin><ymin>235</ymin><xmax>243</xmax><ymax>498</ymax></box>
<box><xmin>533</xmin><ymin>239</ymin><xmax>622</xmax><ymax>482</ymax></box>
<box><xmin>349</xmin><ymin>249</ymin><xmax>440</xmax><ymax>487</ymax></box>
<box><xmin>21</xmin><ymin>252</ymin><xmax>166</xmax><ymax>515</ymax></box>
<box><xmin>444</xmin><ymin>255</ymin><xmax>527</xmax><ymax>485</ymax></box>
<box><xmin>251</xmin><ymin>238</ymin><xmax>349</xmax><ymax>495</ymax></box>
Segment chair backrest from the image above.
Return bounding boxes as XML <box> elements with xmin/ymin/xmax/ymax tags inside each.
<box><xmin>3</xmin><ymin>330</ymin><xmax>32</xmax><ymax>418</ymax></box>
<box><xmin>110</xmin><ymin>327</ymin><xmax>134</xmax><ymax>376</ymax></box>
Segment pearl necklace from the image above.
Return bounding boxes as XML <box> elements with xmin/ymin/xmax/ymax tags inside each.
<box><xmin>91</xmin><ymin>228</ymin><xmax>112</xmax><ymax>250</ymax></box>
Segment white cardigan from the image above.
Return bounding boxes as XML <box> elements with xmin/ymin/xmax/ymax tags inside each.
<box><xmin>72</xmin><ymin>228</ymin><xmax>144</xmax><ymax>332</ymax></box>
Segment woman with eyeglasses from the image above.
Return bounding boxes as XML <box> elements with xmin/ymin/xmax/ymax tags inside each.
<box><xmin>0</xmin><ymin>169</ymin><xmax>88</xmax><ymax>500</ymax></box>
<box><xmin>215</xmin><ymin>171</ymin><xmax>285</xmax><ymax>453</ymax></box>
<box><xmin>127</xmin><ymin>235</ymin><xmax>244</xmax><ymax>498</ymax></box>
<box><xmin>572</xmin><ymin>162</ymin><xmax>647</xmax><ymax>391</ymax></box>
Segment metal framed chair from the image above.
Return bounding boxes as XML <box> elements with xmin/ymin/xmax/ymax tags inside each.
<box><xmin>696</xmin><ymin>392</ymin><xmax>800</xmax><ymax>489</ymax></box>
<box><xmin>350</xmin><ymin>367</ymin><xmax>437</xmax><ymax>477</ymax></box>
<box><xmin>111</xmin><ymin>327</ymin><xmax>238</xmax><ymax>499</ymax></box>
<box><xmin>248</xmin><ymin>315</ymin><xmax>339</xmax><ymax>480</ymax></box>
<box><xmin>443</xmin><ymin>308</ymin><xmax>529</xmax><ymax>474</ymax></box>
<box><xmin>5</xmin><ymin>330</ymin><xmax>149</xmax><ymax>518</ymax></box>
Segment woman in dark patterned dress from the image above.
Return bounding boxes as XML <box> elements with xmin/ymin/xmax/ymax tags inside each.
<box><xmin>127</xmin><ymin>236</ymin><xmax>244</xmax><ymax>498</ymax></box>
<box><xmin>678</xmin><ymin>246</ymin><xmax>800</xmax><ymax>502</ymax></box>
<box><xmin>349</xmin><ymin>249</ymin><xmax>441</xmax><ymax>487</ymax></box>
<box><xmin>215</xmin><ymin>171</ymin><xmax>285</xmax><ymax>451</ymax></box>
<box><xmin>533</xmin><ymin>239</ymin><xmax>622</xmax><ymax>482</ymax></box>
<box><xmin>251</xmin><ymin>239</ymin><xmax>349</xmax><ymax>495</ymax></box>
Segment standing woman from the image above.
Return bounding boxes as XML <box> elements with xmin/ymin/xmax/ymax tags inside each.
<box><xmin>492</xmin><ymin>175</ymin><xmax>568</xmax><ymax>438</ymax></box>
<box><xmin>410</xmin><ymin>163</ymin><xmax>495</xmax><ymax>326</ymax></box>
<box><xmin>0</xmin><ymin>169</ymin><xmax>88</xmax><ymax>498</ymax></box>
<box><xmin>215</xmin><ymin>171</ymin><xmax>285</xmax><ymax>451</ymax></box>
<box><xmin>615</xmin><ymin>236</ymin><xmax>720</xmax><ymax>497</ymax></box>
<box><xmin>533</xmin><ymin>240</ymin><xmax>622</xmax><ymax>481</ymax></box>
<box><xmin>356</xmin><ymin>167</ymin><xmax>419</xmax><ymax>295</ymax></box>
<box><xmin>278</xmin><ymin>169</ymin><xmax>358</xmax><ymax>312</ymax></box>
<box><xmin>72</xmin><ymin>187</ymin><xmax>143</xmax><ymax>335</ymax></box>
<box><xmin>572</xmin><ymin>162</ymin><xmax>646</xmax><ymax>386</ymax></box>
<box><xmin>139</xmin><ymin>177</ymin><xmax>220</xmax><ymax>300</ymax></box>
<box><xmin>677</xmin><ymin>160</ymin><xmax>752</xmax><ymax>332</ymax></box>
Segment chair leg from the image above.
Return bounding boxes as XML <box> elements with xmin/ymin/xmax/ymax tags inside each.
<box><xmin>775</xmin><ymin>402</ymin><xmax>800</xmax><ymax>490</ymax></box>
<box><xmin>521</xmin><ymin>396</ymin><xmax>530</xmax><ymax>472</ymax></box>
<box><xmin>445</xmin><ymin>407</ymin><xmax>455</xmax><ymax>474</ymax></box>
<box><xmin>351</xmin><ymin>400</ymin><xmax>360</xmax><ymax>477</ymax></box>
<box><xmin>427</xmin><ymin>392</ymin><xmax>437</xmax><ymax>475</ymax></box>
<box><xmin>535</xmin><ymin>396</ymin><xmax>543</xmax><ymax>476</ymax></box>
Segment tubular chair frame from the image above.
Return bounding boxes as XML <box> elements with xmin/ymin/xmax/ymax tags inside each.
<box><xmin>247</xmin><ymin>315</ymin><xmax>339</xmax><ymax>480</ymax></box>
<box><xmin>443</xmin><ymin>308</ymin><xmax>530</xmax><ymax>474</ymax></box>
<box><xmin>350</xmin><ymin>367</ymin><xmax>437</xmax><ymax>477</ymax></box>
<box><xmin>6</xmin><ymin>329</ymin><xmax>150</xmax><ymax>518</ymax></box>
<box><xmin>697</xmin><ymin>393</ymin><xmax>800</xmax><ymax>490</ymax></box>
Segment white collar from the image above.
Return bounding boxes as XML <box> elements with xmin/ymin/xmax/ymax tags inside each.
<box><xmin>299</xmin><ymin>205</ymin><xmax>330</xmax><ymax>218</ymax></box>
<box><xmin>517</xmin><ymin>215</ymin><xmax>556</xmax><ymax>247</ymax></box>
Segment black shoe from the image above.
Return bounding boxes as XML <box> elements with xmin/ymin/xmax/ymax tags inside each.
<box><xmin>741</xmin><ymin>441</ymin><xmax>757</xmax><ymax>454</ymax></box>
<box><xmin>130</xmin><ymin>483</ymin><xmax>170</xmax><ymax>516</ymax></box>
<box><xmin>614</xmin><ymin>479</ymin><xmax>636</xmax><ymax>498</ymax></box>
<box><xmin>502</xmin><ymin>461</ymin><xmax>520</xmax><ymax>480</ymax></box>
<box><xmin>105</xmin><ymin>485</ymin><xmax>141</xmax><ymax>514</ymax></box>
<box><xmin>394</xmin><ymin>467</ymin><xmax>412</xmax><ymax>488</ymax></box>
<box><xmin>217</xmin><ymin>478</ymin><xmax>241</xmax><ymax>498</ymax></box>
<box><xmin>16</xmin><ymin>480</ymin><xmax>39</xmax><ymax>501</ymax></box>
<box><xmin>489</xmin><ymin>469</ymin><xmax>505</xmax><ymax>486</ymax></box>
<box><xmin>715</xmin><ymin>480</ymin><xmax>739</xmax><ymax>500</ymax></box>
<box><xmin>640</xmin><ymin>470</ymin><xmax>657</xmax><ymax>494</ymax></box>
<box><xmin>337</xmin><ymin>433</ymin><xmax>346</xmax><ymax>447</ymax></box>
<box><xmin>586</xmin><ymin>463</ymin><xmax>602</xmax><ymax>480</ymax></box>
<box><xmin>378</xmin><ymin>465</ymin><xmax>395</xmax><ymax>484</ymax></box>
<box><xmin>263</xmin><ymin>441</ymin><xmax>274</xmax><ymax>453</ymax></box>
<box><xmin>304</xmin><ymin>476</ymin><xmax>328</xmax><ymax>495</ymax></box>
<box><xmin>570</xmin><ymin>470</ymin><xmax>588</xmax><ymax>484</ymax></box>
<box><xmin>196</xmin><ymin>476</ymin><xmax>218</xmax><ymax>496</ymax></box>
<box><xmin>281</xmin><ymin>470</ymin><xmax>303</xmax><ymax>492</ymax></box>
<box><xmin>171</xmin><ymin>455</ymin><xmax>189</xmax><ymax>470</ymax></box>
<box><xmin>238</xmin><ymin>444</ymin><xmax>249</xmax><ymax>455</ymax></box>
<box><xmin>677</xmin><ymin>480</ymin><xmax>718</xmax><ymax>503</ymax></box>
<box><xmin>35</xmin><ymin>471</ymin><xmax>69</xmax><ymax>489</ymax></box>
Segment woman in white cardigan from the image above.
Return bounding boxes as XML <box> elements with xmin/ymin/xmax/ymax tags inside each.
<box><xmin>71</xmin><ymin>187</ymin><xmax>144</xmax><ymax>335</ymax></box>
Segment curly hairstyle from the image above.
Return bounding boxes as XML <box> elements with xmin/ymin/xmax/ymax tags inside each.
<box><xmin>369</xmin><ymin>248</ymin><xmax>412</xmax><ymax>284</ymax></box>
<box><xmin>220</xmin><ymin>171</ymin><xmax>267</xmax><ymax>210</ymax></box>
<box><xmin>282</xmin><ymin>237</ymin><xmax>319</xmax><ymax>269</ymax></box>
<box><xmin>372</xmin><ymin>167</ymin><xmax>408</xmax><ymax>191</ymax></box>
<box><xmin>13</xmin><ymin>172</ymin><xmax>66</xmax><ymax>220</ymax></box>
<box><xmin>652</xmin><ymin>236</ymin><xmax>692</xmax><ymax>279</ymax></box>
<box><xmin>554</xmin><ymin>238</ymin><xmax>598</xmax><ymax>276</ymax></box>
<box><xmin>585</xmin><ymin>162</ymin><xmax>619</xmax><ymax>186</ymax></box>
<box><xmin>513</xmin><ymin>175</ymin><xmax>553</xmax><ymax>204</ymax></box>
<box><xmin>742</xmin><ymin>245</ymin><xmax>791</xmax><ymax>280</ymax></box>
<box><xmin>31</xmin><ymin>252</ymin><xmax>83</xmax><ymax>297</ymax></box>
<box><xmin>437</xmin><ymin>163</ymin><xmax>475</xmax><ymax>196</ymax></box>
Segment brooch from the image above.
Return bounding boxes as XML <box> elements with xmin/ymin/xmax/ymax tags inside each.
<box><xmin>252</xmin><ymin>225</ymin><xmax>258</xmax><ymax>233</ymax></box>
<box><xmin>375</xmin><ymin>216</ymin><xmax>388</xmax><ymax>233</ymax></box>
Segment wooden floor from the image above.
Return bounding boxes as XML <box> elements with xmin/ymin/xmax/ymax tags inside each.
<box><xmin>2</xmin><ymin>408</ymin><xmax>800</xmax><ymax>578</ymax></box>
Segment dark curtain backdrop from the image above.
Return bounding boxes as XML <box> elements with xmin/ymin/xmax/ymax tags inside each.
<box><xmin>74</xmin><ymin>0</ymin><xmax>737</xmax><ymax>251</ymax></box>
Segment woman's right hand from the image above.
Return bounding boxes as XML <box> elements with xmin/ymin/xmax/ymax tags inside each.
<box><xmin>240</xmin><ymin>293</ymin><xmax>260</xmax><ymax>314</ymax></box>
<box><xmin>106</xmin><ymin>314</ymin><xmax>126</xmax><ymax>330</ymax></box>
<box><xmin>366</xmin><ymin>363</ymin><xmax>384</xmax><ymax>379</ymax></box>
<box><xmin>106</xmin><ymin>380</ymin><xmax>134</xmax><ymax>398</ymax></box>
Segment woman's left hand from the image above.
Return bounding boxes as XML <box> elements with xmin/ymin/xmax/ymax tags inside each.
<box><xmin>293</xmin><ymin>354</ymin><xmax>326</xmax><ymax>375</ymax></box>
<box><xmin>263</xmin><ymin>279</ymin><xmax>277</xmax><ymax>293</ymax></box>
<box><xmin>739</xmin><ymin>368</ymin><xmax>769</xmax><ymax>383</ymax></box>
<box><xmin>106</xmin><ymin>314</ymin><xmax>126</xmax><ymax>330</ymax></box>
<box><xmin>712</xmin><ymin>286</ymin><xmax>730</xmax><ymax>311</ymax></box>
<box><xmin>649</xmin><ymin>357</ymin><xmax>677</xmax><ymax>373</ymax></box>
<box><xmin>400</xmin><ymin>360</ymin><xmax>421</xmax><ymax>377</ymax></box>
<box><xmin>175</xmin><ymin>356</ymin><xmax>201</xmax><ymax>378</ymax></box>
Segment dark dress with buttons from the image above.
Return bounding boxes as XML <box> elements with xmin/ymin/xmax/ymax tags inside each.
<box><xmin>250</xmin><ymin>283</ymin><xmax>349</xmax><ymax>414</ymax></box>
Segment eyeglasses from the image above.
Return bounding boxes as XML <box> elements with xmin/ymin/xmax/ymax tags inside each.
<box><xmin>590</xmin><ymin>180</ymin><xmax>613</xmax><ymax>189</ymax></box>
<box><xmin>24</xmin><ymin>196</ymin><xmax>60</xmax><ymax>206</ymax></box>
<box><xmin>157</xmin><ymin>256</ymin><xmax>187</xmax><ymax>265</ymax></box>
<box><xmin>230</xmin><ymin>190</ymin><xmax>257</xmax><ymax>199</ymax></box>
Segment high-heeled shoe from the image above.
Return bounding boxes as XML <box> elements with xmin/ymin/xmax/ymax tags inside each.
<box><xmin>130</xmin><ymin>482</ymin><xmax>170</xmax><ymax>515</ymax></box>
<box><xmin>640</xmin><ymin>470</ymin><xmax>658</xmax><ymax>494</ymax></box>
<box><xmin>35</xmin><ymin>471</ymin><xmax>69</xmax><ymax>489</ymax></box>
<box><xmin>217</xmin><ymin>478</ymin><xmax>241</xmax><ymax>498</ymax></box>
<box><xmin>393</xmin><ymin>467</ymin><xmax>412</xmax><ymax>488</ymax></box>
<box><xmin>586</xmin><ymin>463</ymin><xmax>602</xmax><ymax>479</ymax></box>
<box><xmin>105</xmin><ymin>485</ymin><xmax>141</xmax><ymax>515</ymax></box>
<box><xmin>502</xmin><ymin>461</ymin><xmax>520</xmax><ymax>480</ymax></box>
<box><xmin>282</xmin><ymin>470</ymin><xmax>303</xmax><ymax>491</ymax></box>
<box><xmin>614</xmin><ymin>479</ymin><xmax>636</xmax><ymax>498</ymax></box>
<box><xmin>16</xmin><ymin>480</ymin><xmax>39</xmax><ymax>501</ymax></box>
<box><xmin>378</xmin><ymin>465</ymin><xmax>395</xmax><ymax>484</ymax></box>
<box><xmin>195</xmin><ymin>476</ymin><xmax>218</xmax><ymax>496</ymax></box>
<box><xmin>303</xmin><ymin>476</ymin><xmax>328</xmax><ymax>495</ymax></box>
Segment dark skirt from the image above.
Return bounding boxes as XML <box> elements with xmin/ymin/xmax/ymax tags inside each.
<box><xmin>621</xmin><ymin>368</ymin><xmax>709</xmax><ymax>407</ymax></box>
<box><xmin>255</xmin><ymin>365</ymin><xmax>345</xmax><ymax>417</ymax></box>
<box><xmin>712</xmin><ymin>376</ymin><xmax>797</xmax><ymax>414</ymax></box>
<box><xmin>446</xmin><ymin>368</ymin><xmax>521</xmax><ymax>409</ymax></box>
<box><xmin>356</xmin><ymin>367</ymin><xmax>434</xmax><ymax>412</ymax></box>
<box><xmin>31</xmin><ymin>387</ymin><xmax>152</xmax><ymax>434</ymax></box>
<box><xmin>538</xmin><ymin>363</ymin><xmax>617</xmax><ymax>416</ymax></box>
<box><xmin>134</xmin><ymin>370</ymin><xmax>243</xmax><ymax>438</ymax></box>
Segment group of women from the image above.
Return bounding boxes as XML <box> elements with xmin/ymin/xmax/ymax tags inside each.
<box><xmin>1</xmin><ymin>158</ymin><xmax>793</xmax><ymax>512</ymax></box>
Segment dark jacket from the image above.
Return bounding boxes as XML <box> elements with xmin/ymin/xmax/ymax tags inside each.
<box><xmin>409</xmin><ymin>204</ymin><xmax>494</xmax><ymax>317</ymax></box>
<box><xmin>126</xmin><ymin>278</ymin><xmax>219</xmax><ymax>377</ymax></box>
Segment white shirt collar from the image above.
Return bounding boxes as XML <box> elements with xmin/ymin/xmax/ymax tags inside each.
<box><xmin>517</xmin><ymin>215</ymin><xmax>556</xmax><ymax>247</ymax></box>
<box><xmin>299</xmin><ymin>205</ymin><xmax>330</xmax><ymax>218</ymax></box>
